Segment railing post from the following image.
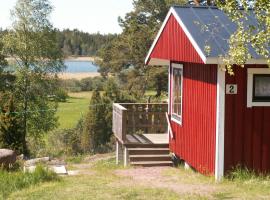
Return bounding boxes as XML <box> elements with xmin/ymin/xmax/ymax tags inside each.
<box><xmin>122</xmin><ymin>109</ymin><xmax>127</xmax><ymax>142</ymax></box>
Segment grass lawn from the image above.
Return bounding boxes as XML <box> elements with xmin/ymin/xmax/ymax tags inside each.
<box><xmin>7</xmin><ymin>156</ymin><xmax>270</xmax><ymax>200</ymax></box>
<box><xmin>56</xmin><ymin>92</ymin><xmax>92</xmax><ymax>129</ymax></box>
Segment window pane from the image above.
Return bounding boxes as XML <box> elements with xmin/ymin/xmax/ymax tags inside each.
<box><xmin>254</xmin><ymin>75</ymin><xmax>270</xmax><ymax>97</ymax></box>
<box><xmin>172</xmin><ymin>68</ymin><xmax>182</xmax><ymax>118</ymax></box>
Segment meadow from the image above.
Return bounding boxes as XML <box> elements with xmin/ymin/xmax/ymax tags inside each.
<box><xmin>56</xmin><ymin>92</ymin><xmax>93</xmax><ymax>129</ymax></box>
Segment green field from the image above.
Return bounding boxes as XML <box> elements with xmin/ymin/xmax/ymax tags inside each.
<box><xmin>56</xmin><ymin>92</ymin><xmax>92</xmax><ymax>129</ymax></box>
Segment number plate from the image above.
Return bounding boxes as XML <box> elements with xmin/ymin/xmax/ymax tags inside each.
<box><xmin>226</xmin><ymin>84</ymin><xmax>238</xmax><ymax>94</ymax></box>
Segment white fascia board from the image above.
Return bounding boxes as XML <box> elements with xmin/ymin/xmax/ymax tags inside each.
<box><xmin>171</xmin><ymin>8</ymin><xmax>207</xmax><ymax>64</ymax></box>
<box><xmin>206</xmin><ymin>57</ymin><xmax>268</xmax><ymax>65</ymax></box>
<box><xmin>145</xmin><ymin>7</ymin><xmax>207</xmax><ymax>65</ymax></box>
<box><xmin>145</xmin><ymin>8</ymin><xmax>174</xmax><ymax>65</ymax></box>
<box><xmin>215</xmin><ymin>66</ymin><xmax>225</xmax><ymax>181</ymax></box>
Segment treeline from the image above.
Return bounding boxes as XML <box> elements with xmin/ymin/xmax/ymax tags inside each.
<box><xmin>0</xmin><ymin>28</ymin><xmax>117</xmax><ymax>57</ymax></box>
<box><xmin>56</xmin><ymin>29</ymin><xmax>117</xmax><ymax>56</ymax></box>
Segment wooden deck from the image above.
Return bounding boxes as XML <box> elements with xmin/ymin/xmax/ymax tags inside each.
<box><xmin>113</xmin><ymin>103</ymin><xmax>172</xmax><ymax>167</ymax></box>
<box><xmin>126</xmin><ymin>134</ymin><xmax>168</xmax><ymax>145</ymax></box>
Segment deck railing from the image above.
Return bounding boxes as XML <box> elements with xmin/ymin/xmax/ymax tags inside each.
<box><xmin>113</xmin><ymin>103</ymin><xmax>168</xmax><ymax>143</ymax></box>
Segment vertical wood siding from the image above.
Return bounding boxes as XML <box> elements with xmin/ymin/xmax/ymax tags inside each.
<box><xmin>149</xmin><ymin>15</ymin><xmax>204</xmax><ymax>64</ymax></box>
<box><xmin>170</xmin><ymin>63</ymin><xmax>217</xmax><ymax>175</ymax></box>
<box><xmin>224</xmin><ymin>65</ymin><xmax>270</xmax><ymax>173</ymax></box>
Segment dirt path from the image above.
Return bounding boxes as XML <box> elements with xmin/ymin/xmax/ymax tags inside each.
<box><xmin>67</xmin><ymin>153</ymin><xmax>114</xmax><ymax>175</ymax></box>
<box><xmin>114</xmin><ymin>167</ymin><xmax>217</xmax><ymax>197</ymax></box>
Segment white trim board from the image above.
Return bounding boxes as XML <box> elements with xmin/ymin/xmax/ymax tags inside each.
<box><xmin>247</xmin><ymin>68</ymin><xmax>270</xmax><ymax>107</ymax></box>
<box><xmin>215</xmin><ymin>66</ymin><xmax>225</xmax><ymax>181</ymax></box>
<box><xmin>170</xmin><ymin>63</ymin><xmax>183</xmax><ymax>126</ymax></box>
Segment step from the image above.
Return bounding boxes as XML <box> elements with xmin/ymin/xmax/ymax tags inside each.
<box><xmin>129</xmin><ymin>154</ymin><xmax>172</xmax><ymax>162</ymax></box>
<box><xmin>130</xmin><ymin>160</ymin><xmax>173</xmax><ymax>167</ymax></box>
<box><xmin>128</xmin><ymin>148</ymin><xmax>170</xmax><ymax>151</ymax></box>
<box><xmin>126</xmin><ymin>143</ymin><xmax>169</xmax><ymax>148</ymax></box>
<box><xmin>128</xmin><ymin>148</ymin><xmax>170</xmax><ymax>155</ymax></box>
<box><xmin>129</xmin><ymin>154</ymin><xmax>171</xmax><ymax>158</ymax></box>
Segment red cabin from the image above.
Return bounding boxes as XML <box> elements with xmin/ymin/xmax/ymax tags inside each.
<box><xmin>146</xmin><ymin>6</ymin><xmax>270</xmax><ymax>180</ymax></box>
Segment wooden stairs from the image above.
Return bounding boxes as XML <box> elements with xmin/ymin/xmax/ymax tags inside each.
<box><xmin>126</xmin><ymin>144</ymin><xmax>173</xmax><ymax>167</ymax></box>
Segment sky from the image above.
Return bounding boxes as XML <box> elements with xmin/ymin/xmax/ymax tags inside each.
<box><xmin>0</xmin><ymin>0</ymin><xmax>134</xmax><ymax>34</ymax></box>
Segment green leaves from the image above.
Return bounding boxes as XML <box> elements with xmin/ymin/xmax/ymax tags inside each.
<box><xmin>216</xmin><ymin>0</ymin><xmax>270</xmax><ymax>74</ymax></box>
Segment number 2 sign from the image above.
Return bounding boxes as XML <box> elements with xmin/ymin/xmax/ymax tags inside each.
<box><xmin>226</xmin><ymin>84</ymin><xmax>238</xmax><ymax>94</ymax></box>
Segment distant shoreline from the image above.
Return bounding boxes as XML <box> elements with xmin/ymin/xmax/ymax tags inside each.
<box><xmin>58</xmin><ymin>72</ymin><xmax>100</xmax><ymax>80</ymax></box>
<box><xmin>65</xmin><ymin>56</ymin><xmax>100</xmax><ymax>62</ymax></box>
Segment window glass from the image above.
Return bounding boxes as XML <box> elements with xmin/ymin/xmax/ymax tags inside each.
<box><xmin>253</xmin><ymin>75</ymin><xmax>270</xmax><ymax>102</ymax></box>
<box><xmin>172</xmin><ymin>66</ymin><xmax>183</xmax><ymax>122</ymax></box>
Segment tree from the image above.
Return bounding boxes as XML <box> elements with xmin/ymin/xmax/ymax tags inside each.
<box><xmin>216</xmin><ymin>0</ymin><xmax>269</xmax><ymax>74</ymax></box>
<box><xmin>2</xmin><ymin>0</ymin><xmax>64</xmax><ymax>154</ymax></box>
<box><xmin>82</xmin><ymin>90</ymin><xmax>105</xmax><ymax>152</ymax></box>
<box><xmin>0</xmin><ymin>95</ymin><xmax>24</xmax><ymax>153</ymax></box>
<box><xmin>97</xmin><ymin>0</ymin><xmax>186</xmax><ymax>98</ymax></box>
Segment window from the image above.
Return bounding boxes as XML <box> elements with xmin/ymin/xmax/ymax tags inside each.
<box><xmin>247</xmin><ymin>68</ymin><xmax>270</xmax><ymax>107</ymax></box>
<box><xmin>171</xmin><ymin>63</ymin><xmax>183</xmax><ymax>124</ymax></box>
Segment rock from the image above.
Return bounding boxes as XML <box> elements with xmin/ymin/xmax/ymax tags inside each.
<box><xmin>0</xmin><ymin>149</ymin><xmax>16</xmax><ymax>168</ymax></box>
<box><xmin>24</xmin><ymin>165</ymin><xmax>68</xmax><ymax>175</ymax></box>
<box><xmin>24</xmin><ymin>157</ymin><xmax>50</xmax><ymax>167</ymax></box>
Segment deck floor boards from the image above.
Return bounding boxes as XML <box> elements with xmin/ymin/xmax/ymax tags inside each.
<box><xmin>126</xmin><ymin>134</ymin><xmax>168</xmax><ymax>145</ymax></box>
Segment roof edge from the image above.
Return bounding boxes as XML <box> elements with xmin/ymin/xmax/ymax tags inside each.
<box><xmin>145</xmin><ymin>7</ymin><xmax>207</xmax><ymax>65</ymax></box>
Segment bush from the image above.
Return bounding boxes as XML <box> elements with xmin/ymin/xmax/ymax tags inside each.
<box><xmin>0</xmin><ymin>165</ymin><xmax>59</xmax><ymax>199</ymax></box>
<box><xmin>45</xmin><ymin>118</ymin><xmax>84</xmax><ymax>157</ymax></box>
<box><xmin>55</xmin><ymin>88</ymin><xmax>68</xmax><ymax>102</ymax></box>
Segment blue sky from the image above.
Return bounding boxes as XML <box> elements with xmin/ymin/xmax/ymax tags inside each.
<box><xmin>0</xmin><ymin>0</ymin><xmax>134</xmax><ymax>34</ymax></box>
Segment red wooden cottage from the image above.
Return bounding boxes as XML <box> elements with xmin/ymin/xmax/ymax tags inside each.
<box><xmin>145</xmin><ymin>6</ymin><xmax>270</xmax><ymax>180</ymax></box>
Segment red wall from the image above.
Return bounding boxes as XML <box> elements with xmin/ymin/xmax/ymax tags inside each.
<box><xmin>225</xmin><ymin>65</ymin><xmax>270</xmax><ymax>173</ymax></box>
<box><xmin>169</xmin><ymin>62</ymin><xmax>217</xmax><ymax>175</ymax></box>
<box><xmin>148</xmin><ymin>15</ymin><xmax>204</xmax><ymax>64</ymax></box>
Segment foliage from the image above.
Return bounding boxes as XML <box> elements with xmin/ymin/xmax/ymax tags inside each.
<box><xmin>56</xmin><ymin>29</ymin><xmax>116</xmax><ymax>56</ymax></box>
<box><xmin>216</xmin><ymin>0</ymin><xmax>270</xmax><ymax>74</ymax></box>
<box><xmin>60</xmin><ymin>76</ymin><xmax>106</xmax><ymax>92</ymax></box>
<box><xmin>54</xmin><ymin>88</ymin><xmax>68</xmax><ymax>102</ymax></box>
<box><xmin>0</xmin><ymin>165</ymin><xmax>59</xmax><ymax>199</ymax></box>
<box><xmin>46</xmin><ymin>118</ymin><xmax>84</xmax><ymax>157</ymax></box>
<box><xmin>0</xmin><ymin>95</ymin><xmax>24</xmax><ymax>153</ymax></box>
<box><xmin>1</xmin><ymin>0</ymin><xmax>64</xmax><ymax>154</ymax></box>
<box><xmin>97</xmin><ymin>0</ymin><xmax>186</xmax><ymax>98</ymax></box>
<box><xmin>82</xmin><ymin>90</ymin><xmax>105</xmax><ymax>153</ymax></box>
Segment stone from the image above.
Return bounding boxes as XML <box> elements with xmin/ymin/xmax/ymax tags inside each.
<box><xmin>24</xmin><ymin>157</ymin><xmax>50</xmax><ymax>166</ymax></box>
<box><xmin>0</xmin><ymin>149</ymin><xmax>16</xmax><ymax>168</ymax></box>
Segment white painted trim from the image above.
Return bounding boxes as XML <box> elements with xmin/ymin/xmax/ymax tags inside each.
<box><xmin>247</xmin><ymin>68</ymin><xmax>270</xmax><ymax>107</ymax></box>
<box><xmin>145</xmin><ymin>7</ymin><xmax>207</xmax><ymax>65</ymax></box>
<box><xmin>206</xmin><ymin>57</ymin><xmax>268</xmax><ymax>65</ymax></box>
<box><xmin>145</xmin><ymin>8</ymin><xmax>174</xmax><ymax>65</ymax></box>
<box><xmin>171</xmin><ymin>63</ymin><xmax>183</xmax><ymax>125</ymax></box>
<box><xmin>171</xmin><ymin>9</ymin><xmax>206</xmax><ymax>63</ymax></box>
<box><xmin>215</xmin><ymin>66</ymin><xmax>225</xmax><ymax>181</ymax></box>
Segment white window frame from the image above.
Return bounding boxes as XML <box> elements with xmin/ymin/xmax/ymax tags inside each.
<box><xmin>247</xmin><ymin>68</ymin><xmax>270</xmax><ymax>107</ymax></box>
<box><xmin>171</xmin><ymin>63</ymin><xmax>183</xmax><ymax>125</ymax></box>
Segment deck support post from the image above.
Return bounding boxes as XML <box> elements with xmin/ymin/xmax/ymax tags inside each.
<box><xmin>116</xmin><ymin>140</ymin><xmax>123</xmax><ymax>165</ymax></box>
<box><xmin>124</xmin><ymin>146</ymin><xmax>129</xmax><ymax>167</ymax></box>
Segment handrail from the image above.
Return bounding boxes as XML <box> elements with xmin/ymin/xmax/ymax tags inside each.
<box><xmin>166</xmin><ymin>112</ymin><xmax>174</xmax><ymax>139</ymax></box>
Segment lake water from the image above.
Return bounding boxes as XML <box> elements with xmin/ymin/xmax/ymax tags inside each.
<box><xmin>64</xmin><ymin>61</ymin><xmax>98</xmax><ymax>73</ymax></box>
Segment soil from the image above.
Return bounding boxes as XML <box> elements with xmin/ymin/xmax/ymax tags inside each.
<box><xmin>114</xmin><ymin>167</ymin><xmax>216</xmax><ymax>196</ymax></box>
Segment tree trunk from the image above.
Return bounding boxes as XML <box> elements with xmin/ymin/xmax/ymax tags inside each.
<box><xmin>22</xmin><ymin>71</ymin><xmax>29</xmax><ymax>155</ymax></box>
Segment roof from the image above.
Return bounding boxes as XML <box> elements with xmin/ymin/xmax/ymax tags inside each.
<box><xmin>146</xmin><ymin>6</ymin><xmax>266</xmax><ymax>65</ymax></box>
